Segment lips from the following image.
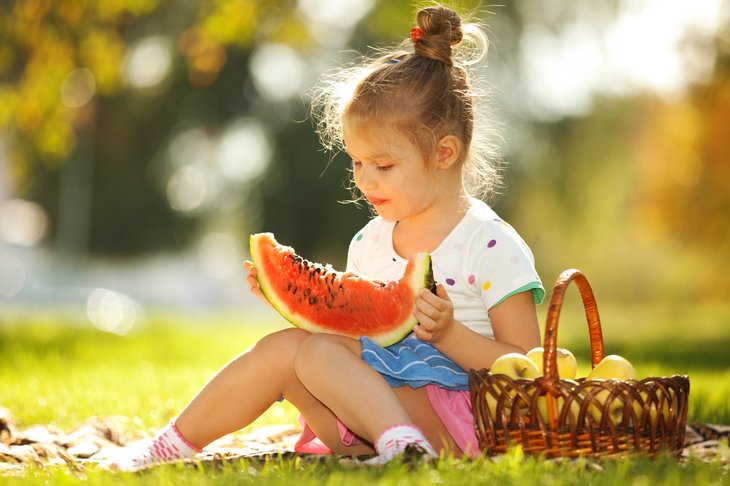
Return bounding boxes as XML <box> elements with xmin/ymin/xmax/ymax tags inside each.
<box><xmin>367</xmin><ymin>197</ymin><xmax>386</xmax><ymax>206</ymax></box>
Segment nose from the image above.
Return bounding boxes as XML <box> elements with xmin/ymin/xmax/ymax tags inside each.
<box><xmin>354</xmin><ymin>164</ymin><xmax>377</xmax><ymax>191</ymax></box>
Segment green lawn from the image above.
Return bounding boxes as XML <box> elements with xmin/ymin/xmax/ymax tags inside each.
<box><xmin>1</xmin><ymin>301</ymin><xmax>728</xmax><ymax>484</ymax></box>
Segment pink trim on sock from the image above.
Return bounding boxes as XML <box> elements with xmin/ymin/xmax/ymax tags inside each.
<box><xmin>170</xmin><ymin>421</ymin><xmax>203</xmax><ymax>453</ymax></box>
<box><xmin>373</xmin><ymin>423</ymin><xmax>431</xmax><ymax>455</ymax></box>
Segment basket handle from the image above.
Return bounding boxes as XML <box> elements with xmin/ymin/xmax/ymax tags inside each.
<box><xmin>542</xmin><ymin>269</ymin><xmax>605</xmax><ymax>381</ymax></box>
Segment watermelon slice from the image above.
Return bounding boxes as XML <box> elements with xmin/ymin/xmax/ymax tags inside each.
<box><xmin>250</xmin><ymin>232</ymin><xmax>434</xmax><ymax>346</ymax></box>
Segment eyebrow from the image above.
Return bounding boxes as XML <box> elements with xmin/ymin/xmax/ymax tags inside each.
<box><xmin>344</xmin><ymin>148</ymin><xmax>391</xmax><ymax>161</ymax></box>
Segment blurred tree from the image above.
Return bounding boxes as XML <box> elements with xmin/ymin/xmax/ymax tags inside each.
<box><xmin>628</xmin><ymin>24</ymin><xmax>730</xmax><ymax>299</ymax></box>
<box><xmin>505</xmin><ymin>14</ymin><xmax>730</xmax><ymax>301</ymax></box>
<box><xmin>1</xmin><ymin>0</ymin><xmax>727</xmax><ymax>305</ymax></box>
<box><xmin>0</xmin><ymin>0</ymin><xmax>320</xmax><ymax>256</ymax></box>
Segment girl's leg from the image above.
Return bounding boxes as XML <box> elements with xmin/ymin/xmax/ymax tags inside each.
<box><xmin>103</xmin><ymin>328</ymin><xmax>374</xmax><ymax>470</ymax></box>
<box><xmin>294</xmin><ymin>333</ymin><xmax>458</xmax><ymax>457</ymax></box>
<box><xmin>175</xmin><ymin>328</ymin><xmax>371</xmax><ymax>455</ymax></box>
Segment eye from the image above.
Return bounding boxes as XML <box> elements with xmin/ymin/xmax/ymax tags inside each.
<box><xmin>377</xmin><ymin>165</ymin><xmax>393</xmax><ymax>172</ymax></box>
<box><xmin>351</xmin><ymin>160</ymin><xmax>362</xmax><ymax>169</ymax></box>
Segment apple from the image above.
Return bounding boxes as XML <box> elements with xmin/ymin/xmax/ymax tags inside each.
<box><xmin>639</xmin><ymin>389</ymin><xmax>672</xmax><ymax>427</ymax></box>
<box><xmin>526</xmin><ymin>346</ymin><xmax>578</xmax><ymax>379</ymax></box>
<box><xmin>536</xmin><ymin>379</ymin><xmax>581</xmax><ymax>425</ymax></box>
<box><xmin>490</xmin><ymin>353</ymin><xmax>541</xmax><ymax>380</ymax></box>
<box><xmin>587</xmin><ymin>354</ymin><xmax>637</xmax><ymax>381</ymax></box>
<box><xmin>586</xmin><ymin>354</ymin><xmax>638</xmax><ymax>425</ymax></box>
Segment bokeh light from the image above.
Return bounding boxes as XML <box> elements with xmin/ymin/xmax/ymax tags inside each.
<box><xmin>249</xmin><ymin>43</ymin><xmax>307</xmax><ymax>102</ymax></box>
<box><xmin>166</xmin><ymin>166</ymin><xmax>208</xmax><ymax>214</ymax></box>
<box><xmin>217</xmin><ymin>118</ymin><xmax>271</xmax><ymax>183</ymax></box>
<box><xmin>60</xmin><ymin>68</ymin><xmax>96</xmax><ymax>108</ymax></box>
<box><xmin>297</xmin><ymin>0</ymin><xmax>373</xmax><ymax>28</ymax></box>
<box><xmin>168</xmin><ymin>126</ymin><xmax>213</xmax><ymax>169</ymax></box>
<box><xmin>0</xmin><ymin>252</ymin><xmax>26</xmax><ymax>298</ymax></box>
<box><xmin>86</xmin><ymin>288</ymin><xmax>137</xmax><ymax>335</ymax></box>
<box><xmin>517</xmin><ymin>0</ymin><xmax>724</xmax><ymax>119</ymax></box>
<box><xmin>0</xmin><ymin>198</ymin><xmax>49</xmax><ymax>246</ymax></box>
<box><xmin>198</xmin><ymin>232</ymin><xmax>241</xmax><ymax>279</ymax></box>
<box><xmin>124</xmin><ymin>36</ymin><xmax>173</xmax><ymax>90</ymax></box>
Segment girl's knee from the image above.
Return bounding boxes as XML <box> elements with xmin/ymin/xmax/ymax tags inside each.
<box><xmin>294</xmin><ymin>333</ymin><xmax>359</xmax><ymax>377</ymax></box>
<box><xmin>257</xmin><ymin>328</ymin><xmax>310</xmax><ymax>349</ymax></box>
<box><xmin>244</xmin><ymin>328</ymin><xmax>310</xmax><ymax>365</ymax></box>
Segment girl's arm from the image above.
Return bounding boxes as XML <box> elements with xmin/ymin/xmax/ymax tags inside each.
<box><xmin>413</xmin><ymin>286</ymin><xmax>541</xmax><ymax>371</ymax></box>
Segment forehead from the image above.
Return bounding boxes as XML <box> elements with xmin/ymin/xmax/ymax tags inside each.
<box><xmin>342</xmin><ymin>117</ymin><xmax>419</xmax><ymax>159</ymax></box>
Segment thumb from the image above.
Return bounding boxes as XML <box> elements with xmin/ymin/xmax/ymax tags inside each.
<box><xmin>436</xmin><ymin>283</ymin><xmax>449</xmax><ymax>299</ymax></box>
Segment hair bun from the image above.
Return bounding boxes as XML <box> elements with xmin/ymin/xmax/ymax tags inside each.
<box><xmin>414</xmin><ymin>6</ymin><xmax>463</xmax><ymax>66</ymax></box>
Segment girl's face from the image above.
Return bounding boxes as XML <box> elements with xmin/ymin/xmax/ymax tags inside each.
<box><xmin>343</xmin><ymin>121</ymin><xmax>440</xmax><ymax>223</ymax></box>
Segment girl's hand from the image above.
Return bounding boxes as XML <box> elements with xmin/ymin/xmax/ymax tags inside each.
<box><xmin>243</xmin><ymin>260</ymin><xmax>269</xmax><ymax>305</ymax></box>
<box><xmin>413</xmin><ymin>284</ymin><xmax>456</xmax><ymax>343</ymax></box>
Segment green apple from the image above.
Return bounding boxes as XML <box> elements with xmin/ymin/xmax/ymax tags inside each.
<box><xmin>536</xmin><ymin>379</ymin><xmax>581</xmax><ymax>425</ymax></box>
<box><xmin>639</xmin><ymin>389</ymin><xmax>672</xmax><ymax>426</ymax></box>
<box><xmin>587</xmin><ymin>354</ymin><xmax>637</xmax><ymax>381</ymax></box>
<box><xmin>490</xmin><ymin>353</ymin><xmax>541</xmax><ymax>380</ymax></box>
<box><xmin>586</xmin><ymin>355</ymin><xmax>638</xmax><ymax>425</ymax></box>
<box><xmin>526</xmin><ymin>346</ymin><xmax>578</xmax><ymax>379</ymax></box>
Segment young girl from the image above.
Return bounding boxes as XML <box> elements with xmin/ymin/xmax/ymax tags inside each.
<box><xmin>102</xmin><ymin>5</ymin><xmax>544</xmax><ymax>471</ymax></box>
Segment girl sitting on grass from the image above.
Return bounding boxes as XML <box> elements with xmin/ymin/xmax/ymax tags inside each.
<box><xmin>102</xmin><ymin>4</ymin><xmax>544</xmax><ymax>471</ymax></box>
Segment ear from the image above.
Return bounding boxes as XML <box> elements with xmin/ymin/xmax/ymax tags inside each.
<box><xmin>436</xmin><ymin>135</ymin><xmax>461</xmax><ymax>170</ymax></box>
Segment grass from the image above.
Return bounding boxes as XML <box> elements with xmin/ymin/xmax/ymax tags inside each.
<box><xmin>1</xmin><ymin>300</ymin><xmax>729</xmax><ymax>484</ymax></box>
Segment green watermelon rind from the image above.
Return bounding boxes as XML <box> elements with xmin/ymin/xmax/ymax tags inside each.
<box><xmin>250</xmin><ymin>232</ymin><xmax>433</xmax><ymax>347</ymax></box>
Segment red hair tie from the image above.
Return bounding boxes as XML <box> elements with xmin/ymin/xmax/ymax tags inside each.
<box><xmin>410</xmin><ymin>27</ymin><xmax>424</xmax><ymax>43</ymax></box>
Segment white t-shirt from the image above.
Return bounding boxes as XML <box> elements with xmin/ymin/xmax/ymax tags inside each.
<box><xmin>346</xmin><ymin>198</ymin><xmax>544</xmax><ymax>338</ymax></box>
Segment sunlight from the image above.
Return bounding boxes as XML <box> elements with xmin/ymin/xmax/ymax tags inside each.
<box><xmin>168</xmin><ymin>126</ymin><xmax>213</xmax><ymax>169</ymax></box>
<box><xmin>297</xmin><ymin>0</ymin><xmax>373</xmax><ymax>28</ymax></box>
<box><xmin>124</xmin><ymin>36</ymin><xmax>173</xmax><ymax>91</ymax></box>
<box><xmin>249</xmin><ymin>43</ymin><xmax>307</xmax><ymax>102</ymax></box>
<box><xmin>60</xmin><ymin>68</ymin><xmax>96</xmax><ymax>108</ymax></box>
<box><xmin>519</xmin><ymin>0</ymin><xmax>724</xmax><ymax>119</ymax></box>
<box><xmin>605</xmin><ymin>0</ymin><xmax>722</xmax><ymax>96</ymax></box>
<box><xmin>166</xmin><ymin>166</ymin><xmax>207</xmax><ymax>214</ymax></box>
<box><xmin>0</xmin><ymin>198</ymin><xmax>48</xmax><ymax>247</ymax></box>
<box><xmin>86</xmin><ymin>288</ymin><xmax>137</xmax><ymax>335</ymax></box>
<box><xmin>217</xmin><ymin>118</ymin><xmax>271</xmax><ymax>183</ymax></box>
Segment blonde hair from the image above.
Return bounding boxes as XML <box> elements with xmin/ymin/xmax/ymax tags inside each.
<box><xmin>310</xmin><ymin>5</ymin><xmax>503</xmax><ymax>201</ymax></box>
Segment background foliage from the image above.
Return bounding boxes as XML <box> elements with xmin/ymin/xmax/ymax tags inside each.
<box><xmin>1</xmin><ymin>0</ymin><xmax>729</xmax><ymax>304</ymax></box>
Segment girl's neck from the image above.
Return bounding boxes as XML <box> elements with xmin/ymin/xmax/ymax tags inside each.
<box><xmin>392</xmin><ymin>191</ymin><xmax>471</xmax><ymax>260</ymax></box>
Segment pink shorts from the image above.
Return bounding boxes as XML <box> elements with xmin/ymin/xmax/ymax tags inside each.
<box><xmin>293</xmin><ymin>384</ymin><xmax>481</xmax><ymax>458</ymax></box>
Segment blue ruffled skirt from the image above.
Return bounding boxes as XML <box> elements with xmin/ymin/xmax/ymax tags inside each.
<box><xmin>360</xmin><ymin>334</ymin><xmax>469</xmax><ymax>391</ymax></box>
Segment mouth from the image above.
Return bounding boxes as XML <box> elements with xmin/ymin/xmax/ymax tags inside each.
<box><xmin>367</xmin><ymin>197</ymin><xmax>386</xmax><ymax>206</ymax></box>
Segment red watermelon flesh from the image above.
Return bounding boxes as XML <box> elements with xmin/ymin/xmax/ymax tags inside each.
<box><xmin>250</xmin><ymin>232</ymin><xmax>434</xmax><ymax>346</ymax></box>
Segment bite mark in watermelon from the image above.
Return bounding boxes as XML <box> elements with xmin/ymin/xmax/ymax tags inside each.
<box><xmin>250</xmin><ymin>232</ymin><xmax>434</xmax><ymax>346</ymax></box>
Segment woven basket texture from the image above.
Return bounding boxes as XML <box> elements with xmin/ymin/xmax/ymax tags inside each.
<box><xmin>469</xmin><ymin>269</ymin><xmax>689</xmax><ymax>458</ymax></box>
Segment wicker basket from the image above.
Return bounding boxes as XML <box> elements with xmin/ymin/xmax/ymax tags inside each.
<box><xmin>469</xmin><ymin>269</ymin><xmax>690</xmax><ymax>459</ymax></box>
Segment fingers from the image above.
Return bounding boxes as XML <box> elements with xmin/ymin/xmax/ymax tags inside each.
<box><xmin>415</xmin><ymin>285</ymin><xmax>450</xmax><ymax>319</ymax></box>
<box><xmin>413</xmin><ymin>323</ymin><xmax>433</xmax><ymax>342</ymax></box>
<box><xmin>243</xmin><ymin>260</ymin><xmax>257</xmax><ymax>275</ymax></box>
<box><xmin>413</xmin><ymin>283</ymin><xmax>453</xmax><ymax>342</ymax></box>
<box><xmin>243</xmin><ymin>260</ymin><xmax>268</xmax><ymax>304</ymax></box>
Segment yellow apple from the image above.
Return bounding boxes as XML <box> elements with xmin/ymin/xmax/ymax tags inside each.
<box><xmin>536</xmin><ymin>379</ymin><xmax>581</xmax><ymax>425</ymax></box>
<box><xmin>586</xmin><ymin>355</ymin><xmax>638</xmax><ymax>425</ymax></box>
<box><xmin>587</xmin><ymin>354</ymin><xmax>637</xmax><ymax>381</ymax></box>
<box><xmin>490</xmin><ymin>353</ymin><xmax>541</xmax><ymax>380</ymax></box>
<box><xmin>639</xmin><ymin>389</ymin><xmax>672</xmax><ymax>427</ymax></box>
<box><xmin>526</xmin><ymin>346</ymin><xmax>578</xmax><ymax>379</ymax></box>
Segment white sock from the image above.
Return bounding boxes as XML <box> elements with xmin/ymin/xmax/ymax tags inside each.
<box><xmin>364</xmin><ymin>423</ymin><xmax>437</xmax><ymax>465</ymax></box>
<box><xmin>100</xmin><ymin>421</ymin><xmax>202</xmax><ymax>472</ymax></box>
